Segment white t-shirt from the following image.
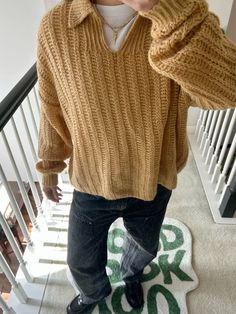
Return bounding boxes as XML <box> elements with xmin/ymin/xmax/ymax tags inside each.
<box><xmin>95</xmin><ymin>3</ymin><xmax>137</xmax><ymax>52</ymax></box>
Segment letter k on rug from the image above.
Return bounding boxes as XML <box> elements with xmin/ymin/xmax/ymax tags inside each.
<box><xmin>92</xmin><ymin>217</ymin><xmax>199</xmax><ymax>314</ymax></box>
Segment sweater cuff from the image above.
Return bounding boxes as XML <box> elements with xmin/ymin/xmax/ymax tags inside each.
<box><xmin>42</xmin><ymin>173</ymin><xmax>58</xmax><ymax>187</ymax></box>
<box><xmin>36</xmin><ymin>160</ymin><xmax>67</xmax><ymax>174</ymax></box>
<box><xmin>139</xmin><ymin>0</ymin><xmax>208</xmax><ymax>37</ymax></box>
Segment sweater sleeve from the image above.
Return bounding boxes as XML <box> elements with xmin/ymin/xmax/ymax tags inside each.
<box><xmin>35</xmin><ymin>20</ymin><xmax>72</xmax><ymax>187</ymax></box>
<box><xmin>139</xmin><ymin>0</ymin><xmax>236</xmax><ymax>110</ymax></box>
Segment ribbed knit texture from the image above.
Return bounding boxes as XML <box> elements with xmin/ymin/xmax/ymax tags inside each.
<box><xmin>35</xmin><ymin>0</ymin><xmax>236</xmax><ymax>201</ymax></box>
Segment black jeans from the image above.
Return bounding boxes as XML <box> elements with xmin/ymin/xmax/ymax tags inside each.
<box><xmin>67</xmin><ymin>184</ymin><xmax>172</xmax><ymax>304</ymax></box>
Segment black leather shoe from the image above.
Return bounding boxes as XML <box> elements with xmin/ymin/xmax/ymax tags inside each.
<box><xmin>67</xmin><ymin>288</ymin><xmax>112</xmax><ymax>314</ymax></box>
<box><xmin>125</xmin><ymin>280</ymin><xmax>144</xmax><ymax>309</ymax></box>
<box><xmin>66</xmin><ymin>295</ymin><xmax>96</xmax><ymax>314</ymax></box>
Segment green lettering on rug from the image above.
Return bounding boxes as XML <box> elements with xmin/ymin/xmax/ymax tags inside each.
<box><xmin>107</xmin><ymin>259</ymin><xmax>121</xmax><ymax>283</ymax></box>
<box><xmin>91</xmin><ymin>218</ymin><xmax>198</xmax><ymax>314</ymax></box>
<box><xmin>107</xmin><ymin>228</ymin><xmax>125</xmax><ymax>254</ymax></box>
<box><xmin>160</xmin><ymin>224</ymin><xmax>184</xmax><ymax>251</ymax></box>
<box><xmin>147</xmin><ymin>284</ymin><xmax>181</xmax><ymax>314</ymax></box>
<box><xmin>141</xmin><ymin>262</ymin><xmax>160</xmax><ymax>282</ymax></box>
<box><xmin>159</xmin><ymin>250</ymin><xmax>193</xmax><ymax>284</ymax></box>
<box><xmin>111</xmin><ymin>286</ymin><xmax>143</xmax><ymax>314</ymax></box>
<box><xmin>97</xmin><ymin>300</ymin><xmax>112</xmax><ymax>314</ymax></box>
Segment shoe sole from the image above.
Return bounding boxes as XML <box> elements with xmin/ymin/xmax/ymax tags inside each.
<box><xmin>67</xmin><ymin>287</ymin><xmax>112</xmax><ymax>314</ymax></box>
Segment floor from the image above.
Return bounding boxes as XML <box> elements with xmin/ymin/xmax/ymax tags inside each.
<box><xmin>3</xmin><ymin>146</ymin><xmax>236</xmax><ymax>314</ymax></box>
<box><xmin>166</xmin><ymin>144</ymin><xmax>236</xmax><ymax>314</ymax></box>
<box><xmin>38</xmin><ymin>145</ymin><xmax>236</xmax><ymax>314</ymax></box>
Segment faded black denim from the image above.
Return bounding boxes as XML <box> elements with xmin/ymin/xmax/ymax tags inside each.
<box><xmin>67</xmin><ymin>184</ymin><xmax>172</xmax><ymax>304</ymax></box>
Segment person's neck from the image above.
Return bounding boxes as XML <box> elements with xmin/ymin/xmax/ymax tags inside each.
<box><xmin>92</xmin><ymin>0</ymin><xmax>123</xmax><ymax>5</ymax></box>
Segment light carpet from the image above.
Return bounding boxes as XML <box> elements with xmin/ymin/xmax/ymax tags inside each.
<box><xmin>39</xmin><ymin>147</ymin><xmax>236</xmax><ymax>314</ymax></box>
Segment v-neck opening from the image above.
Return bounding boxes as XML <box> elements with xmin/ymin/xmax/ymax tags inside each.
<box><xmin>92</xmin><ymin>10</ymin><xmax>141</xmax><ymax>55</ymax></box>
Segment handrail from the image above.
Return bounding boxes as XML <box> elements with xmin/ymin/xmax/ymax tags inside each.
<box><xmin>219</xmin><ymin>172</ymin><xmax>236</xmax><ymax>217</ymax></box>
<box><xmin>0</xmin><ymin>63</ymin><xmax>37</xmax><ymax>132</ymax></box>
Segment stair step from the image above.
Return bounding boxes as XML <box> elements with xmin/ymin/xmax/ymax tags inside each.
<box><xmin>39</xmin><ymin>258</ymin><xmax>67</xmax><ymax>265</ymax></box>
<box><xmin>48</xmin><ymin>226</ymin><xmax>68</xmax><ymax>232</ymax></box>
<box><xmin>39</xmin><ymin>247</ymin><xmax>67</xmax><ymax>264</ymax></box>
<box><xmin>51</xmin><ymin>213</ymin><xmax>69</xmax><ymax>218</ymax></box>
<box><xmin>43</xmin><ymin>242</ymin><xmax>67</xmax><ymax>248</ymax></box>
<box><xmin>47</xmin><ymin>220</ymin><xmax>68</xmax><ymax>232</ymax></box>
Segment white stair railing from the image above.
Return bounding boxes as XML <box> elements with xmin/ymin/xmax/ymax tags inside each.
<box><xmin>0</xmin><ymin>294</ymin><xmax>15</xmax><ymax>314</ymax></box>
<box><xmin>1</xmin><ymin>130</ymin><xmax>39</xmax><ymax>229</ymax></box>
<box><xmin>0</xmin><ymin>165</ymin><xmax>32</xmax><ymax>245</ymax></box>
<box><xmin>0</xmin><ymin>211</ymin><xmax>32</xmax><ymax>282</ymax></box>
<box><xmin>0</xmin><ymin>63</ymin><xmax>72</xmax><ymax>313</ymax></box>
<box><xmin>188</xmin><ymin>108</ymin><xmax>236</xmax><ymax>224</ymax></box>
<box><xmin>9</xmin><ymin>117</ymin><xmax>43</xmax><ymax>214</ymax></box>
<box><xmin>0</xmin><ymin>64</ymin><xmax>42</xmax><ymax>312</ymax></box>
<box><xmin>0</xmin><ymin>253</ymin><xmax>28</xmax><ymax>303</ymax></box>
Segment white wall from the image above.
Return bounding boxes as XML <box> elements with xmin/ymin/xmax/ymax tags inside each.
<box><xmin>0</xmin><ymin>0</ymin><xmax>46</xmax><ymax>102</ymax></box>
<box><xmin>208</xmin><ymin>0</ymin><xmax>234</xmax><ymax>30</ymax></box>
<box><xmin>0</xmin><ymin>0</ymin><xmax>46</xmax><ymax>181</ymax></box>
<box><xmin>227</xmin><ymin>0</ymin><xmax>236</xmax><ymax>42</ymax></box>
<box><xmin>44</xmin><ymin>0</ymin><xmax>61</xmax><ymax>11</ymax></box>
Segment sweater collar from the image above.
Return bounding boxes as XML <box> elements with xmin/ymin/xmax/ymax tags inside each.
<box><xmin>68</xmin><ymin>0</ymin><xmax>96</xmax><ymax>28</ymax></box>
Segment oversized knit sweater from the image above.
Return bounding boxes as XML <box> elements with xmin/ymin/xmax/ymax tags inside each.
<box><xmin>35</xmin><ymin>0</ymin><xmax>236</xmax><ymax>201</ymax></box>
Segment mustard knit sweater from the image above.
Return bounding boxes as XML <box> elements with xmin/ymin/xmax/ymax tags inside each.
<box><xmin>35</xmin><ymin>0</ymin><xmax>236</xmax><ymax>201</ymax></box>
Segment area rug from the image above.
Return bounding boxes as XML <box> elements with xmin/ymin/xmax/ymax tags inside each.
<box><xmin>68</xmin><ymin>217</ymin><xmax>199</xmax><ymax>314</ymax></box>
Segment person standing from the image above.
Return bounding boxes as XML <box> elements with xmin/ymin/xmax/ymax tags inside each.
<box><xmin>35</xmin><ymin>0</ymin><xmax>236</xmax><ymax>313</ymax></box>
